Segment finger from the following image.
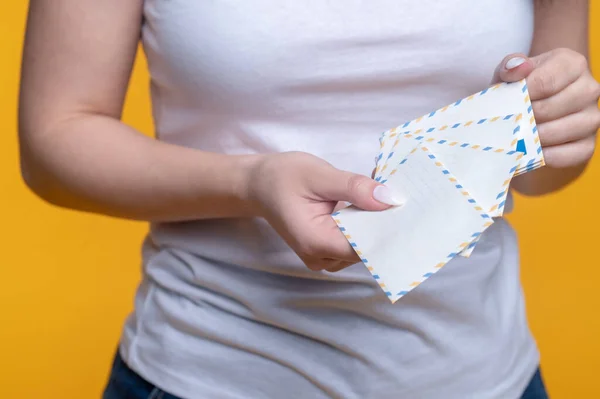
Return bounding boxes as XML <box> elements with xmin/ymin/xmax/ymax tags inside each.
<box><xmin>326</xmin><ymin>261</ymin><xmax>356</xmax><ymax>273</ymax></box>
<box><xmin>542</xmin><ymin>135</ymin><xmax>596</xmax><ymax>168</ymax></box>
<box><xmin>491</xmin><ymin>53</ymin><xmax>535</xmax><ymax>84</ymax></box>
<box><xmin>537</xmin><ymin>105</ymin><xmax>600</xmax><ymax>146</ymax></box>
<box><xmin>314</xmin><ymin>166</ymin><xmax>405</xmax><ymax>210</ymax></box>
<box><xmin>318</xmin><ymin>219</ymin><xmax>363</xmax><ymax>263</ymax></box>
<box><xmin>532</xmin><ymin>74</ymin><xmax>600</xmax><ymax>123</ymax></box>
<box><xmin>292</xmin><ymin>217</ymin><xmax>361</xmax><ymax>265</ymax></box>
<box><xmin>527</xmin><ymin>48</ymin><xmax>587</xmax><ymax>101</ymax></box>
<box><xmin>304</xmin><ymin>257</ymin><xmax>352</xmax><ymax>272</ymax></box>
<box><xmin>332</xmin><ymin>201</ymin><xmax>350</xmax><ymax>213</ymax></box>
<box><xmin>302</xmin><ymin>257</ymin><xmax>333</xmax><ymax>271</ymax></box>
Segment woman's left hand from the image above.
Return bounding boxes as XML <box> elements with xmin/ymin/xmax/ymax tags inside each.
<box><xmin>492</xmin><ymin>48</ymin><xmax>600</xmax><ymax>168</ymax></box>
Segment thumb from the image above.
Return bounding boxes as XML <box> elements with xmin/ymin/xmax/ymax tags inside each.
<box><xmin>491</xmin><ymin>53</ymin><xmax>535</xmax><ymax>84</ymax></box>
<box><xmin>317</xmin><ymin>168</ymin><xmax>405</xmax><ymax>211</ymax></box>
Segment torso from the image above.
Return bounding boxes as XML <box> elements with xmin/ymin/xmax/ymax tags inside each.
<box><xmin>119</xmin><ymin>2</ymin><xmax>539</xmax><ymax>398</ymax></box>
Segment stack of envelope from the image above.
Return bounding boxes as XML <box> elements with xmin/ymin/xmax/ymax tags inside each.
<box><xmin>332</xmin><ymin>79</ymin><xmax>544</xmax><ymax>303</ymax></box>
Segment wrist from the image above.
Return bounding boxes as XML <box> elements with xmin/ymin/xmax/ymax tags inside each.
<box><xmin>234</xmin><ymin>153</ymin><xmax>270</xmax><ymax>217</ymax></box>
<box><xmin>510</xmin><ymin>163</ymin><xmax>588</xmax><ymax>196</ymax></box>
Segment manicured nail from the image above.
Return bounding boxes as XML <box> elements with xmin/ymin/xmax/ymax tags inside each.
<box><xmin>505</xmin><ymin>57</ymin><xmax>526</xmax><ymax>70</ymax></box>
<box><xmin>373</xmin><ymin>185</ymin><xmax>404</xmax><ymax>206</ymax></box>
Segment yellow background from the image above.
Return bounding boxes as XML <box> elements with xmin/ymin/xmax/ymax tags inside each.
<box><xmin>1</xmin><ymin>2</ymin><xmax>599</xmax><ymax>398</ymax></box>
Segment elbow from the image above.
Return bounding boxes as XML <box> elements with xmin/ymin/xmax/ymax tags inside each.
<box><xmin>18</xmin><ymin>136</ymin><xmax>67</xmax><ymax>209</ymax></box>
<box><xmin>18</xmin><ymin>131</ymin><xmax>101</xmax><ymax>217</ymax></box>
<box><xmin>19</xmin><ymin>157</ymin><xmax>37</xmax><ymax>195</ymax></box>
<box><xmin>17</xmin><ymin>110</ymin><xmax>91</xmax><ymax>212</ymax></box>
<box><xmin>20</xmin><ymin>161</ymin><xmax>79</xmax><ymax>213</ymax></box>
<box><xmin>18</xmin><ymin>114</ymin><xmax>56</xmax><ymax>203</ymax></box>
<box><xmin>19</xmin><ymin>149</ymin><xmax>59</xmax><ymax>206</ymax></box>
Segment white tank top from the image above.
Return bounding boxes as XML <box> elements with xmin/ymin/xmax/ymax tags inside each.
<box><xmin>120</xmin><ymin>2</ymin><xmax>540</xmax><ymax>398</ymax></box>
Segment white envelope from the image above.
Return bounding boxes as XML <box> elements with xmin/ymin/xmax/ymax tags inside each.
<box><xmin>375</xmin><ymin>79</ymin><xmax>543</xmax><ymax>180</ymax></box>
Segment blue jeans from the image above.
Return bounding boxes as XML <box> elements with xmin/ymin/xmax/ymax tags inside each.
<box><xmin>520</xmin><ymin>368</ymin><xmax>550</xmax><ymax>399</ymax></box>
<box><xmin>103</xmin><ymin>351</ymin><xmax>549</xmax><ymax>399</ymax></box>
<box><xmin>102</xmin><ymin>353</ymin><xmax>179</xmax><ymax>399</ymax></box>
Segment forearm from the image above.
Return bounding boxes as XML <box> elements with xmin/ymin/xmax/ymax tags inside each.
<box><xmin>19</xmin><ymin>115</ymin><xmax>261</xmax><ymax>222</ymax></box>
<box><xmin>511</xmin><ymin>0</ymin><xmax>591</xmax><ymax>196</ymax></box>
<box><xmin>529</xmin><ymin>0</ymin><xmax>588</xmax><ymax>57</ymax></box>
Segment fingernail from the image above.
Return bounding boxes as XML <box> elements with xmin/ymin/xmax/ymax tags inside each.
<box><xmin>505</xmin><ymin>57</ymin><xmax>526</xmax><ymax>70</ymax></box>
<box><xmin>373</xmin><ymin>185</ymin><xmax>404</xmax><ymax>206</ymax></box>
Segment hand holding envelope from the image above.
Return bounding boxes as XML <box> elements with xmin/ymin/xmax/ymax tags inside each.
<box><xmin>332</xmin><ymin>79</ymin><xmax>545</xmax><ymax>303</ymax></box>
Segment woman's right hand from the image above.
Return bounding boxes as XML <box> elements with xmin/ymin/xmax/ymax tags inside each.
<box><xmin>246</xmin><ymin>152</ymin><xmax>403</xmax><ymax>272</ymax></box>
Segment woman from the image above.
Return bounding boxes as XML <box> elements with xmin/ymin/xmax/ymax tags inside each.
<box><xmin>18</xmin><ymin>1</ymin><xmax>598</xmax><ymax>398</ymax></box>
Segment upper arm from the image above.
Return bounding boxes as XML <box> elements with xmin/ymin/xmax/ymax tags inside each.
<box><xmin>18</xmin><ymin>0</ymin><xmax>144</xmax><ymax>136</ymax></box>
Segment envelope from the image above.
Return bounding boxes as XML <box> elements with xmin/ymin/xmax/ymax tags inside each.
<box><xmin>332</xmin><ymin>80</ymin><xmax>544</xmax><ymax>302</ymax></box>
